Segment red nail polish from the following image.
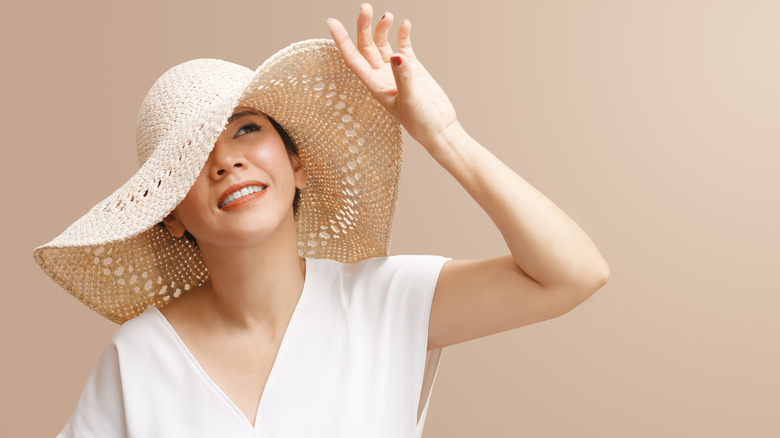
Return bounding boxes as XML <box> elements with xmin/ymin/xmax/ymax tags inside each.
<box><xmin>391</xmin><ymin>56</ymin><xmax>401</xmax><ymax>66</ymax></box>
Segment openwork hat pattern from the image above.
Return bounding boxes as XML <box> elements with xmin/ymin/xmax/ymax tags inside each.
<box><xmin>33</xmin><ymin>39</ymin><xmax>403</xmax><ymax>324</ymax></box>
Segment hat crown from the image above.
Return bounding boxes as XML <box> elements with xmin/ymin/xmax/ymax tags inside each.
<box><xmin>135</xmin><ymin>58</ymin><xmax>254</xmax><ymax>166</ymax></box>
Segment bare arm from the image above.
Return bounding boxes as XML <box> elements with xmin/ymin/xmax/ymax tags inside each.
<box><xmin>328</xmin><ymin>4</ymin><xmax>609</xmax><ymax>350</ymax></box>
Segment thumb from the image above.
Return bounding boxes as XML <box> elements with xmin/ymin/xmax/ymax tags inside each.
<box><xmin>389</xmin><ymin>53</ymin><xmax>413</xmax><ymax>100</ymax></box>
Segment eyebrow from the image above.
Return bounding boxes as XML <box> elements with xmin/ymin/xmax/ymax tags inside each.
<box><xmin>227</xmin><ymin>110</ymin><xmax>260</xmax><ymax>124</ymax></box>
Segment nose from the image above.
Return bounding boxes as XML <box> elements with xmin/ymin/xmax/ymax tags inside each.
<box><xmin>208</xmin><ymin>141</ymin><xmax>246</xmax><ymax>180</ymax></box>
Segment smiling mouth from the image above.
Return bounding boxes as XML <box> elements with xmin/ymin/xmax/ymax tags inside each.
<box><xmin>218</xmin><ymin>184</ymin><xmax>267</xmax><ymax>209</ymax></box>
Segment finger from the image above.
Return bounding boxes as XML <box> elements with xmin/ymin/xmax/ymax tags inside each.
<box><xmin>390</xmin><ymin>53</ymin><xmax>414</xmax><ymax>102</ymax></box>
<box><xmin>356</xmin><ymin>3</ymin><xmax>385</xmax><ymax>69</ymax></box>
<box><xmin>374</xmin><ymin>11</ymin><xmax>395</xmax><ymax>62</ymax></box>
<box><xmin>397</xmin><ymin>19</ymin><xmax>417</xmax><ymax>61</ymax></box>
<box><xmin>327</xmin><ymin>18</ymin><xmax>375</xmax><ymax>85</ymax></box>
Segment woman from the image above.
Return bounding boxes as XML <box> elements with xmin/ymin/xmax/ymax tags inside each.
<box><xmin>35</xmin><ymin>4</ymin><xmax>609</xmax><ymax>437</ymax></box>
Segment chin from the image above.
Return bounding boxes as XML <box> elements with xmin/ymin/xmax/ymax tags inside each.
<box><xmin>224</xmin><ymin>217</ymin><xmax>295</xmax><ymax>246</ymax></box>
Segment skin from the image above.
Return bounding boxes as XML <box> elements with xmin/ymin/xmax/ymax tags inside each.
<box><xmin>160</xmin><ymin>2</ymin><xmax>611</xmax><ymax>427</ymax></box>
<box><xmin>327</xmin><ymin>4</ymin><xmax>609</xmax><ymax>355</ymax></box>
<box><xmin>161</xmin><ymin>109</ymin><xmax>306</xmax><ymax>333</ymax></box>
<box><xmin>160</xmin><ymin>108</ymin><xmax>308</xmax><ymax>427</ymax></box>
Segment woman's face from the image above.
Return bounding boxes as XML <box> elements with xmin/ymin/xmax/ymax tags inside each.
<box><xmin>163</xmin><ymin>107</ymin><xmax>306</xmax><ymax>248</ymax></box>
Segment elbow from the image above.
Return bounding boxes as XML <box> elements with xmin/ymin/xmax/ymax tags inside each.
<box><xmin>587</xmin><ymin>262</ymin><xmax>610</xmax><ymax>296</ymax></box>
<box><xmin>575</xmin><ymin>262</ymin><xmax>610</xmax><ymax>303</ymax></box>
<box><xmin>597</xmin><ymin>262</ymin><xmax>610</xmax><ymax>287</ymax></box>
<box><xmin>547</xmin><ymin>258</ymin><xmax>610</xmax><ymax>306</ymax></box>
<box><xmin>586</xmin><ymin>252</ymin><xmax>610</xmax><ymax>289</ymax></box>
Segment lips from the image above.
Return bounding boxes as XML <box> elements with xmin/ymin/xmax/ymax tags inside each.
<box><xmin>218</xmin><ymin>180</ymin><xmax>267</xmax><ymax>209</ymax></box>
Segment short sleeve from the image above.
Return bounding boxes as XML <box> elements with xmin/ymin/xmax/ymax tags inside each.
<box><xmin>378</xmin><ymin>255</ymin><xmax>452</xmax><ymax>434</ymax></box>
<box><xmin>346</xmin><ymin>254</ymin><xmax>451</xmax><ymax>435</ymax></box>
<box><xmin>348</xmin><ymin>254</ymin><xmax>450</xmax><ymax>353</ymax></box>
<box><xmin>380</xmin><ymin>255</ymin><xmax>451</xmax><ymax>354</ymax></box>
<box><xmin>57</xmin><ymin>337</ymin><xmax>127</xmax><ymax>438</ymax></box>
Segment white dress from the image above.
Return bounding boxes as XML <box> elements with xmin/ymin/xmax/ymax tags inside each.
<box><xmin>57</xmin><ymin>254</ymin><xmax>452</xmax><ymax>438</ymax></box>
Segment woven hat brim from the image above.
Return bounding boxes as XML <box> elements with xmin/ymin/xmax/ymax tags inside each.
<box><xmin>33</xmin><ymin>39</ymin><xmax>403</xmax><ymax>324</ymax></box>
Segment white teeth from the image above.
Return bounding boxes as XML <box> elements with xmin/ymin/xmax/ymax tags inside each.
<box><xmin>219</xmin><ymin>185</ymin><xmax>266</xmax><ymax>208</ymax></box>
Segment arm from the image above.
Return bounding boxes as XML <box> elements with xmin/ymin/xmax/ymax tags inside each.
<box><xmin>428</xmin><ymin>122</ymin><xmax>610</xmax><ymax>292</ymax></box>
<box><xmin>424</xmin><ymin>124</ymin><xmax>610</xmax><ymax>349</ymax></box>
<box><xmin>328</xmin><ymin>4</ymin><xmax>609</xmax><ymax>351</ymax></box>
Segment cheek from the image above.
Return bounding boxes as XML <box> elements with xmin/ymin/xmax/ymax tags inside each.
<box><xmin>248</xmin><ymin>143</ymin><xmax>295</xmax><ymax>180</ymax></box>
<box><xmin>175</xmin><ymin>181</ymin><xmax>210</xmax><ymax>228</ymax></box>
<box><xmin>250</xmin><ymin>142</ymin><xmax>283</xmax><ymax>163</ymax></box>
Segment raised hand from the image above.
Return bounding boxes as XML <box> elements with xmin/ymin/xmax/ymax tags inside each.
<box><xmin>327</xmin><ymin>3</ymin><xmax>460</xmax><ymax>150</ymax></box>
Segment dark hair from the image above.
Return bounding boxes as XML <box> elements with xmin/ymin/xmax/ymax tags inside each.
<box><xmin>163</xmin><ymin>113</ymin><xmax>303</xmax><ymax>248</ymax></box>
<box><xmin>267</xmin><ymin>115</ymin><xmax>302</xmax><ymax>217</ymax></box>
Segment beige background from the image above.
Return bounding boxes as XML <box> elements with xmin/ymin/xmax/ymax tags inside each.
<box><xmin>3</xmin><ymin>0</ymin><xmax>778</xmax><ymax>436</ymax></box>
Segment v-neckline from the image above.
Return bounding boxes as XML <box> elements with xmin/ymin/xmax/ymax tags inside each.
<box><xmin>150</xmin><ymin>257</ymin><xmax>313</xmax><ymax>432</ymax></box>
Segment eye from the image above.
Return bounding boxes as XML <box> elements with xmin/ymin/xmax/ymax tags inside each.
<box><xmin>235</xmin><ymin>123</ymin><xmax>261</xmax><ymax>137</ymax></box>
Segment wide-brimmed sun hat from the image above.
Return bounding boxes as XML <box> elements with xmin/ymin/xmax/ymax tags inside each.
<box><xmin>33</xmin><ymin>38</ymin><xmax>403</xmax><ymax>324</ymax></box>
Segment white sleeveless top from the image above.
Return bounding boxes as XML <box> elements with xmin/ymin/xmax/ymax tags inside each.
<box><xmin>57</xmin><ymin>255</ymin><xmax>451</xmax><ymax>438</ymax></box>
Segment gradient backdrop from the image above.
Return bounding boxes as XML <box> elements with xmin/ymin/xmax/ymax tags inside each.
<box><xmin>3</xmin><ymin>0</ymin><xmax>778</xmax><ymax>436</ymax></box>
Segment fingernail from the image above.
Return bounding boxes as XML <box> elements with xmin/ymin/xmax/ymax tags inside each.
<box><xmin>391</xmin><ymin>56</ymin><xmax>401</xmax><ymax>66</ymax></box>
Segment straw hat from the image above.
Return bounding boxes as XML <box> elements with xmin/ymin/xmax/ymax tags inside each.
<box><xmin>33</xmin><ymin>38</ymin><xmax>403</xmax><ymax>324</ymax></box>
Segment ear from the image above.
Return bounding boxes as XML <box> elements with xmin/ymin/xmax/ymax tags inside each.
<box><xmin>162</xmin><ymin>212</ymin><xmax>186</xmax><ymax>238</ymax></box>
<box><xmin>290</xmin><ymin>154</ymin><xmax>307</xmax><ymax>190</ymax></box>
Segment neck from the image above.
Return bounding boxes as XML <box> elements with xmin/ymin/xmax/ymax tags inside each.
<box><xmin>196</xmin><ymin>213</ymin><xmax>306</xmax><ymax>335</ymax></box>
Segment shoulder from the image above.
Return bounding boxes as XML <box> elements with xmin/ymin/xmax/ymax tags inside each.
<box><xmin>108</xmin><ymin>305</ymin><xmax>167</xmax><ymax>352</ymax></box>
<box><xmin>312</xmin><ymin>254</ymin><xmax>451</xmax><ymax>291</ymax></box>
<box><xmin>76</xmin><ymin>306</ymin><xmax>164</xmax><ymax>392</ymax></box>
<box><xmin>321</xmin><ymin>254</ymin><xmax>450</xmax><ymax>274</ymax></box>
<box><xmin>352</xmin><ymin>254</ymin><xmax>451</xmax><ymax>280</ymax></box>
<box><xmin>93</xmin><ymin>305</ymin><xmax>184</xmax><ymax>382</ymax></box>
